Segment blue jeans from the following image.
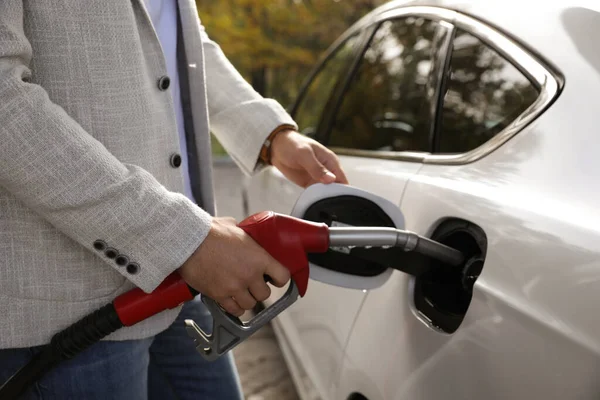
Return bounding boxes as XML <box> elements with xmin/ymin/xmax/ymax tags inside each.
<box><xmin>0</xmin><ymin>296</ymin><xmax>244</xmax><ymax>400</ymax></box>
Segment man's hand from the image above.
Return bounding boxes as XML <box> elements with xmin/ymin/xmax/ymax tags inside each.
<box><xmin>270</xmin><ymin>130</ymin><xmax>349</xmax><ymax>187</ymax></box>
<box><xmin>178</xmin><ymin>217</ymin><xmax>290</xmax><ymax>316</ymax></box>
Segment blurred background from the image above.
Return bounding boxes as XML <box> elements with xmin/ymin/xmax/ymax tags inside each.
<box><xmin>196</xmin><ymin>0</ymin><xmax>386</xmax><ymax>157</ymax></box>
<box><xmin>199</xmin><ymin>1</ymin><xmax>384</xmax><ymax>398</ymax></box>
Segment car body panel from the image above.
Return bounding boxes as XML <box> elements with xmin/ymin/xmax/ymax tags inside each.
<box><xmin>340</xmin><ymin>105</ymin><xmax>600</xmax><ymax>399</ymax></box>
<box><xmin>244</xmin><ymin>1</ymin><xmax>600</xmax><ymax>398</ymax></box>
<box><xmin>335</xmin><ymin>3</ymin><xmax>600</xmax><ymax>398</ymax></box>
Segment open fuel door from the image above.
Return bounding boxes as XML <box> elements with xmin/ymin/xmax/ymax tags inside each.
<box><xmin>290</xmin><ymin>183</ymin><xmax>465</xmax><ymax>292</ymax></box>
<box><xmin>291</xmin><ymin>183</ymin><xmax>405</xmax><ymax>290</ymax></box>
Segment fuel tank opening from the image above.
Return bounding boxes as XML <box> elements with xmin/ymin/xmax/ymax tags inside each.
<box><xmin>302</xmin><ymin>195</ymin><xmax>395</xmax><ymax>277</ymax></box>
<box><xmin>413</xmin><ymin>219</ymin><xmax>487</xmax><ymax>334</ymax></box>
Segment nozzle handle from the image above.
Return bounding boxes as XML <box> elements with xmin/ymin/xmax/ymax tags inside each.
<box><xmin>238</xmin><ymin>211</ymin><xmax>329</xmax><ymax>296</ymax></box>
<box><xmin>186</xmin><ymin>211</ymin><xmax>328</xmax><ymax>362</ymax></box>
<box><xmin>185</xmin><ymin>281</ymin><xmax>300</xmax><ymax>361</ymax></box>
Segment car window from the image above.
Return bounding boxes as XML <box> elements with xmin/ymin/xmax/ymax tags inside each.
<box><xmin>438</xmin><ymin>29</ymin><xmax>540</xmax><ymax>153</ymax></box>
<box><xmin>292</xmin><ymin>33</ymin><xmax>362</xmax><ymax>137</ymax></box>
<box><xmin>328</xmin><ymin>17</ymin><xmax>445</xmax><ymax>153</ymax></box>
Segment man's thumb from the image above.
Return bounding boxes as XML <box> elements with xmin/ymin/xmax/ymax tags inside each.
<box><xmin>304</xmin><ymin>150</ymin><xmax>336</xmax><ymax>183</ymax></box>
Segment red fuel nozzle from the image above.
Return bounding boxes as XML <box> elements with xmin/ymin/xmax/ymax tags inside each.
<box><xmin>238</xmin><ymin>211</ymin><xmax>330</xmax><ymax>296</ymax></box>
<box><xmin>112</xmin><ymin>212</ymin><xmax>329</xmax><ymax>328</ymax></box>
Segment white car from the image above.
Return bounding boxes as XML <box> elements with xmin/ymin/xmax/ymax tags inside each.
<box><xmin>243</xmin><ymin>1</ymin><xmax>600</xmax><ymax>399</ymax></box>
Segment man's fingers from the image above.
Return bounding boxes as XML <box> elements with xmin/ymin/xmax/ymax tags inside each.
<box><xmin>233</xmin><ymin>290</ymin><xmax>257</xmax><ymax>310</ymax></box>
<box><xmin>300</xmin><ymin>147</ymin><xmax>336</xmax><ymax>184</ymax></box>
<box><xmin>311</xmin><ymin>144</ymin><xmax>348</xmax><ymax>184</ymax></box>
<box><xmin>322</xmin><ymin>153</ymin><xmax>349</xmax><ymax>184</ymax></box>
<box><xmin>264</xmin><ymin>260</ymin><xmax>291</xmax><ymax>288</ymax></box>
<box><xmin>219</xmin><ymin>297</ymin><xmax>244</xmax><ymax>317</ymax></box>
<box><xmin>250</xmin><ymin>280</ymin><xmax>272</xmax><ymax>302</ymax></box>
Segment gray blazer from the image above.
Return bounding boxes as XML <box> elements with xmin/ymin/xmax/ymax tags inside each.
<box><xmin>0</xmin><ymin>0</ymin><xmax>296</xmax><ymax>348</ymax></box>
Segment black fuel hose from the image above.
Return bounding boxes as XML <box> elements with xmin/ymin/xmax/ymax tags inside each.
<box><xmin>0</xmin><ymin>303</ymin><xmax>123</xmax><ymax>399</ymax></box>
<box><xmin>412</xmin><ymin>234</ymin><xmax>464</xmax><ymax>267</ymax></box>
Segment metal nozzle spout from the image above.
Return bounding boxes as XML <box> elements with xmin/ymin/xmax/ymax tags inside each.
<box><xmin>328</xmin><ymin>227</ymin><xmax>464</xmax><ymax>266</ymax></box>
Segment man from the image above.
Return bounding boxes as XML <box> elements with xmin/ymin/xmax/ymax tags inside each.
<box><xmin>0</xmin><ymin>0</ymin><xmax>348</xmax><ymax>399</ymax></box>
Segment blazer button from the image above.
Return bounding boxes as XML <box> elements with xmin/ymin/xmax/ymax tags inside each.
<box><xmin>93</xmin><ymin>240</ymin><xmax>107</xmax><ymax>251</ymax></box>
<box><xmin>157</xmin><ymin>75</ymin><xmax>170</xmax><ymax>91</ymax></box>
<box><xmin>170</xmin><ymin>153</ymin><xmax>182</xmax><ymax>168</ymax></box>
<box><xmin>115</xmin><ymin>255</ymin><xmax>129</xmax><ymax>267</ymax></box>
<box><xmin>104</xmin><ymin>248</ymin><xmax>118</xmax><ymax>259</ymax></box>
<box><xmin>126</xmin><ymin>263</ymin><xmax>140</xmax><ymax>275</ymax></box>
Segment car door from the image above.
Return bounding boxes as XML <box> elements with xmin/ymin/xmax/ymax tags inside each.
<box><xmin>337</xmin><ymin>11</ymin><xmax>595</xmax><ymax>400</ymax></box>
<box><xmin>244</xmin><ymin>10</ymin><xmax>452</xmax><ymax>400</ymax></box>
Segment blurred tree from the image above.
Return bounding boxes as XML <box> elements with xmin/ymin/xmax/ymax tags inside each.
<box><xmin>197</xmin><ymin>0</ymin><xmax>385</xmax><ymax>106</ymax></box>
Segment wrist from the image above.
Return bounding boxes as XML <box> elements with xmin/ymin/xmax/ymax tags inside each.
<box><xmin>259</xmin><ymin>125</ymin><xmax>296</xmax><ymax>165</ymax></box>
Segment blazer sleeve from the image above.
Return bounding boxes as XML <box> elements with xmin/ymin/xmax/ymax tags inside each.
<box><xmin>199</xmin><ymin>23</ymin><xmax>299</xmax><ymax>176</ymax></box>
<box><xmin>0</xmin><ymin>1</ymin><xmax>212</xmax><ymax>293</ymax></box>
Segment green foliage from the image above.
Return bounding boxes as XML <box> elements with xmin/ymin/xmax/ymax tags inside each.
<box><xmin>197</xmin><ymin>0</ymin><xmax>385</xmax><ymax>105</ymax></box>
<box><xmin>210</xmin><ymin>134</ymin><xmax>228</xmax><ymax>157</ymax></box>
<box><xmin>198</xmin><ymin>0</ymin><xmax>385</xmax><ymax>155</ymax></box>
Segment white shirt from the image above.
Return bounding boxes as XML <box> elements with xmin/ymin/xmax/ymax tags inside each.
<box><xmin>144</xmin><ymin>0</ymin><xmax>196</xmax><ymax>202</ymax></box>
